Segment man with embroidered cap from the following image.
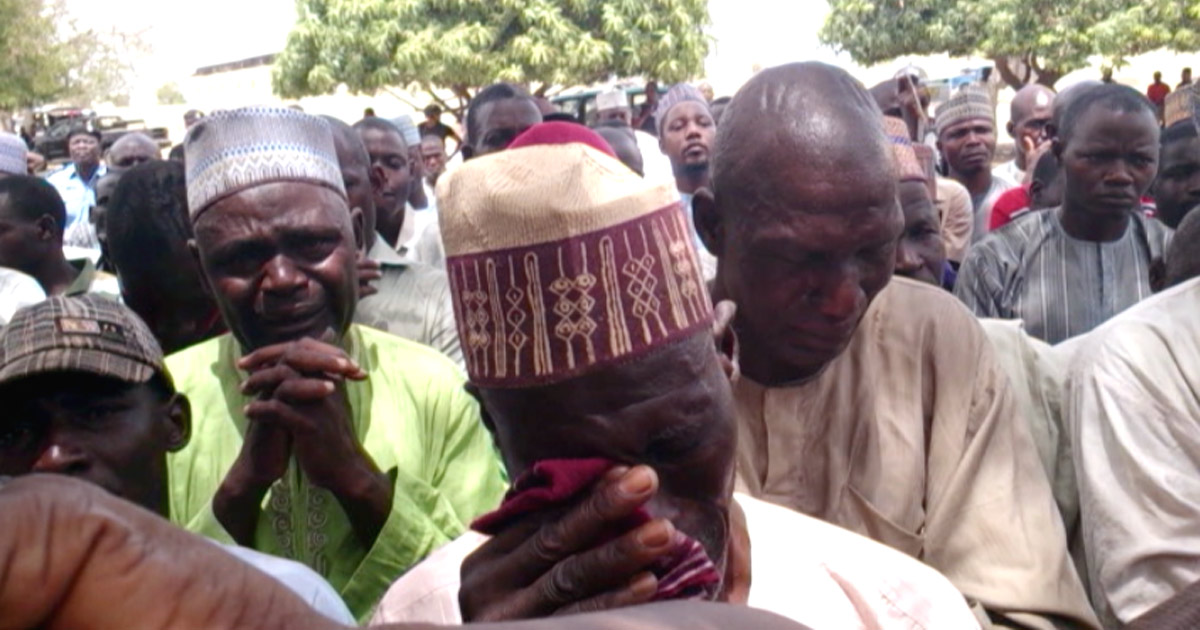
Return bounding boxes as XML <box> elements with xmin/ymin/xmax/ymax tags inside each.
<box><xmin>656</xmin><ymin>83</ymin><xmax>718</xmax><ymax>279</ymax></box>
<box><xmin>0</xmin><ymin>294</ymin><xmax>355</xmax><ymax>624</ymax></box>
<box><xmin>165</xmin><ymin>106</ymin><xmax>506</xmax><ymax>620</ymax></box>
<box><xmin>0</xmin><ymin>132</ymin><xmax>28</xmax><ymax>177</ymax></box>
<box><xmin>885</xmin><ymin>117</ymin><xmax>949</xmax><ymax>287</ymax></box>
<box><xmin>937</xmin><ymin>85</ymin><xmax>1016</xmax><ymax>243</ymax></box>
<box><xmin>691</xmin><ymin>62</ymin><xmax>1097</xmax><ymax>629</ymax></box>
<box><xmin>370</xmin><ymin>122</ymin><xmax>981</xmax><ymax>630</ymax></box>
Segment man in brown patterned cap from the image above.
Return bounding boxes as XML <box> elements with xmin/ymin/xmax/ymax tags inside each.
<box><xmin>0</xmin><ymin>294</ymin><xmax>355</xmax><ymax>623</ymax></box>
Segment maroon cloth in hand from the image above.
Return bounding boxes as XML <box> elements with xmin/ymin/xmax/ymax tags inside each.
<box><xmin>471</xmin><ymin>458</ymin><xmax>722</xmax><ymax>601</ymax></box>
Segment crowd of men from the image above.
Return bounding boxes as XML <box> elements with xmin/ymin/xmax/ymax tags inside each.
<box><xmin>1</xmin><ymin>56</ymin><xmax>1200</xmax><ymax>630</ymax></box>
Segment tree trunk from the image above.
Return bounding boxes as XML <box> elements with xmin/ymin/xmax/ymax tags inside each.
<box><xmin>991</xmin><ymin>55</ymin><xmax>1064</xmax><ymax>89</ymax></box>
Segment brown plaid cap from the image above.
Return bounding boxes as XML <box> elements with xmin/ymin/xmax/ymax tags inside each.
<box><xmin>0</xmin><ymin>295</ymin><xmax>168</xmax><ymax>387</ymax></box>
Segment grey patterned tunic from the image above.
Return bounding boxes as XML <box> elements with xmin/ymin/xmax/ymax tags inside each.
<box><xmin>955</xmin><ymin>208</ymin><xmax>1172</xmax><ymax>344</ymax></box>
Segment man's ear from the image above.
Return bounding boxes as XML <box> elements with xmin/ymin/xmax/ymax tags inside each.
<box><xmin>1006</xmin><ymin>120</ymin><xmax>1016</xmax><ymax>139</ymax></box>
<box><xmin>163</xmin><ymin>392</ymin><xmax>192</xmax><ymax>453</ymax></box>
<box><xmin>711</xmin><ymin>300</ymin><xmax>739</xmax><ymax>380</ymax></box>
<box><xmin>35</xmin><ymin>215</ymin><xmax>57</xmax><ymax>241</ymax></box>
<box><xmin>694</xmin><ymin>187</ymin><xmax>722</xmax><ymax>258</ymax></box>
<box><xmin>349</xmin><ymin>205</ymin><xmax>366</xmax><ymax>253</ymax></box>
<box><xmin>1052</xmin><ymin>137</ymin><xmax>1064</xmax><ymax>162</ymax></box>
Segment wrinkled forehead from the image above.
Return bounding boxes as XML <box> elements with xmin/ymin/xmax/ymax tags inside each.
<box><xmin>194</xmin><ymin>182</ymin><xmax>350</xmax><ymax>241</ymax></box>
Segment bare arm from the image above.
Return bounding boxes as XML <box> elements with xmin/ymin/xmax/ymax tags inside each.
<box><xmin>0</xmin><ymin>475</ymin><xmax>808</xmax><ymax>630</ymax></box>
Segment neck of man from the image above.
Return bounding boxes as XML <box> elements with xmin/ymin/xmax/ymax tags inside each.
<box><xmin>76</xmin><ymin>161</ymin><xmax>99</xmax><ymax>181</ymax></box>
<box><xmin>1014</xmin><ymin>149</ymin><xmax>1028</xmax><ymax>172</ymax></box>
<box><xmin>674</xmin><ymin>165</ymin><xmax>711</xmax><ymax>196</ymax></box>
<box><xmin>1057</xmin><ymin>203</ymin><xmax>1131</xmax><ymax>242</ymax></box>
<box><xmin>951</xmin><ymin>166</ymin><xmax>993</xmax><ymax>197</ymax></box>
<box><xmin>30</xmin><ymin>250</ymin><xmax>79</xmax><ymax>296</ymax></box>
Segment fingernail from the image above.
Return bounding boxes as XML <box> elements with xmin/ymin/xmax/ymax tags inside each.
<box><xmin>323</xmin><ymin>381</ymin><xmax>335</xmax><ymax>393</ymax></box>
<box><xmin>619</xmin><ymin>468</ymin><xmax>653</xmax><ymax>496</ymax></box>
<box><xmin>336</xmin><ymin>358</ymin><xmax>349</xmax><ymax>371</ymax></box>
<box><xmin>636</xmin><ymin>520</ymin><xmax>674</xmax><ymax>547</ymax></box>
<box><xmin>628</xmin><ymin>572</ymin><xmax>657</xmax><ymax>597</ymax></box>
<box><xmin>604</xmin><ymin>465</ymin><xmax>631</xmax><ymax>482</ymax></box>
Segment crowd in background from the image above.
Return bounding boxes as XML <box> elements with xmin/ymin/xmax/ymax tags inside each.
<box><xmin>2</xmin><ymin>53</ymin><xmax>1200</xmax><ymax>630</ymax></box>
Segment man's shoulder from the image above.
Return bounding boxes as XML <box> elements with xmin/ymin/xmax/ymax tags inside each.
<box><xmin>370</xmin><ymin>531</ymin><xmax>486</xmax><ymax>625</ymax></box>
<box><xmin>972</xmin><ymin>209</ymin><xmax>1052</xmax><ymax>257</ymax></box>
<box><xmin>218</xmin><ymin>543</ymin><xmax>356</xmax><ymax>624</ymax></box>
<box><xmin>877</xmin><ymin>277</ymin><xmax>979</xmax><ymax>325</ymax></box>
<box><xmin>353</xmin><ymin>324</ymin><xmax>463</xmax><ymax>382</ymax></box>
<box><xmin>45</xmin><ymin>164</ymin><xmax>75</xmax><ymax>183</ymax></box>
<box><xmin>863</xmin><ymin>278</ymin><xmax>990</xmax><ymax>358</ymax></box>
<box><xmin>164</xmin><ymin>333</ymin><xmax>230</xmax><ymax>383</ymax></box>
<box><xmin>737</xmin><ymin>494</ymin><xmax>981</xmax><ymax>628</ymax></box>
<box><xmin>1074</xmin><ymin>278</ymin><xmax>1200</xmax><ymax>374</ymax></box>
<box><xmin>380</xmin><ymin>258</ymin><xmax>450</xmax><ymax>291</ymax></box>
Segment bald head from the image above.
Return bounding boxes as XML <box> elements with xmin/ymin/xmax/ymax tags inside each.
<box><xmin>1006</xmin><ymin>85</ymin><xmax>1056</xmax><ymax>169</ymax></box>
<box><xmin>106</xmin><ymin>133</ymin><xmax>160</xmax><ymax>173</ymax></box>
<box><xmin>697</xmin><ymin>62</ymin><xmax>903</xmax><ymax>384</ymax></box>
<box><xmin>1011</xmin><ymin>85</ymin><xmax>1056</xmax><ymax>123</ymax></box>
<box><xmin>713</xmin><ymin>62</ymin><xmax>894</xmax><ymax>217</ymax></box>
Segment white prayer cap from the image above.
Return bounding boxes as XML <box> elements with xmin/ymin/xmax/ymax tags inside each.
<box><xmin>391</xmin><ymin>114</ymin><xmax>421</xmax><ymax>146</ymax></box>
<box><xmin>596</xmin><ymin>89</ymin><xmax>629</xmax><ymax>112</ymax></box>
<box><xmin>184</xmin><ymin>106</ymin><xmax>346</xmax><ymax>221</ymax></box>
<box><xmin>0</xmin><ymin>133</ymin><xmax>27</xmax><ymax>176</ymax></box>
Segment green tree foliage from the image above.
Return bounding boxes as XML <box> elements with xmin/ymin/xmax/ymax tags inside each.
<box><xmin>820</xmin><ymin>0</ymin><xmax>1200</xmax><ymax>88</ymax></box>
<box><xmin>0</xmin><ymin>0</ymin><xmax>64</xmax><ymax>110</ymax></box>
<box><xmin>273</xmin><ymin>0</ymin><xmax>710</xmax><ymax>117</ymax></box>
<box><xmin>0</xmin><ymin>0</ymin><xmax>139</xmax><ymax>110</ymax></box>
<box><xmin>157</xmin><ymin>82</ymin><xmax>187</xmax><ymax>105</ymax></box>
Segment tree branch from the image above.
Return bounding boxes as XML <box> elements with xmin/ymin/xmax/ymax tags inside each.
<box><xmin>991</xmin><ymin>56</ymin><xmax>1025</xmax><ymax>90</ymax></box>
<box><xmin>380</xmin><ymin>86</ymin><xmax>424</xmax><ymax>112</ymax></box>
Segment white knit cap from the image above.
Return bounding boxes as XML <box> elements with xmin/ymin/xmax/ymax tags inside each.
<box><xmin>184</xmin><ymin>106</ymin><xmax>346</xmax><ymax>220</ymax></box>
<box><xmin>0</xmin><ymin>133</ymin><xmax>27</xmax><ymax>176</ymax></box>
<box><xmin>596</xmin><ymin>89</ymin><xmax>628</xmax><ymax>112</ymax></box>
<box><xmin>391</xmin><ymin>114</ymin><xmax>421</xmax><ymax>146</ymax></box>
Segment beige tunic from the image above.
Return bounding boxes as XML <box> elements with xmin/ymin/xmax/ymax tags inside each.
<box><xmin>734</xmin><ymin>277</ymin><xmax>1098</xmax><ymax>630</ymax></box>
<box><xmin>1067</xmin><ymin>278</ymin><xmax>1200</xmax><ymax>629</ymax></box>
<box><xmin>936</xmin><ymin>177</ymin><xmax>974</xmax><ymax>263</ymax></box>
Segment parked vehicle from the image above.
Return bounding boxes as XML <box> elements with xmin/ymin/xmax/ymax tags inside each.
<box><xmin>33</xmin><ymin>115</ymin><xmax>170</xmax><ymax>160</ymax></box>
